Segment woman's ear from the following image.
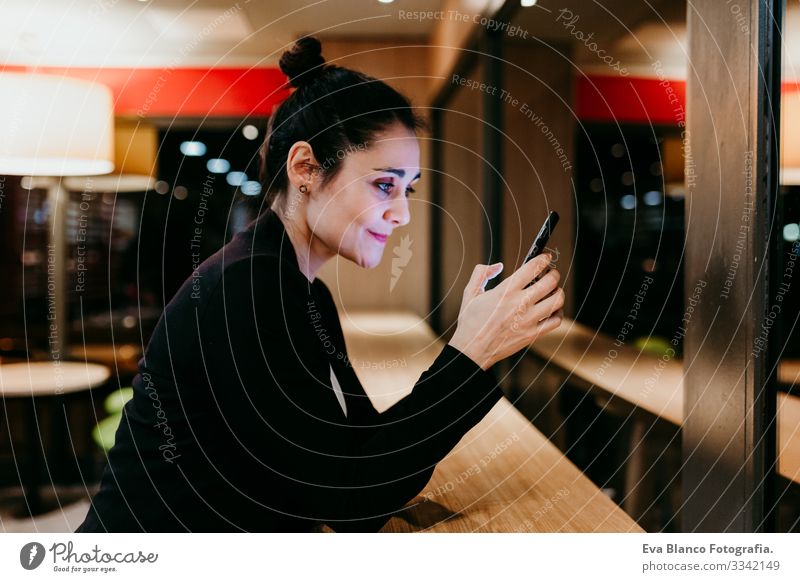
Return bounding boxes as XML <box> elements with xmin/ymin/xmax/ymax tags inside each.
<box><xmin>286</xmin><ymin>141</ymin><xmax>320</xmax><ymax>192</ymax></box>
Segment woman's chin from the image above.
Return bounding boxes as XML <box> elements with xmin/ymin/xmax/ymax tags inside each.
<box><xmin>352</xmin><ymin>249</ymin><xmax>384</xmax><ymax>269</ymax></box>
<box><xmin>363</xmin><ymin>257</ymin><xmax>383</xmax><ymax>270</ymax></box>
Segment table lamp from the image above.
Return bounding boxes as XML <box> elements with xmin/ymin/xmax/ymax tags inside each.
<box><xmin>64</xmin><ymin>119</ymin><xmax>159</xmax><ymax>193</ymax></box>
<box><xmin>0</xmin><ymin>72</ymin><xmax>114</xmax><ymax>359</ymax></box>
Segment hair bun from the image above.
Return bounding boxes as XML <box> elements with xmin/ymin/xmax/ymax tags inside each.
<box><xmin>280</xmin><ymin>36</ymin><xmax>326</xmax><ymax>88</ymax></box>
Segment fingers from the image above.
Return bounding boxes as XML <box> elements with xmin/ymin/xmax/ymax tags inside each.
<box><xmin>527</xmin><ymin>286</ymin><xmax>565</xmax><ymax>324</ymax></box>
<box><xmin>508</xmin><ymin>301</ymin><xmax>563</xmax><ymax>355</ymax></box>
<box><xmin>522</xmin><ymin>267</ymin><xmax>561</xmax><ymax>305</ymax></box>
<box><xmin>518</xmin><ymin>288</ymin><xmax>565</xmax><ymax>333</ymax></box>
<box><xmin>464</xmin><ymin>262</ymin><xmax>504</xmax><ymax>298</ymax></box>
<box><xmin>508</xmin><ymin>283</ymin><xmax>563</xmax><ymax>332</ymax></box>
<box><xmin>499</xmin><ymin>253</ymin><xmax>552</xmax><ymax>292</ymax></box>
<box><xmin>533</xmin><ymin>308</ymin><xmax>564</xmax><ymax>336</ymax></box>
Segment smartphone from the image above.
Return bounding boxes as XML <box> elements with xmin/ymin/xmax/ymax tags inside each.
<box><xmin>524</xmin><ymin>211</ymin><xmax>559</xmax><ymax>263</ymax></box>
<box><xmin>523</xmin><ymin>211</ymin><xmax>559</xmax><ymax>289</ymax></box>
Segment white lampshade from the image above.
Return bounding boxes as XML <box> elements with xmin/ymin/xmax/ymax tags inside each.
<box><xmin>0</xmin><ymin>73</ymin><xmax>114</xmax><ymax>176</ymax></box>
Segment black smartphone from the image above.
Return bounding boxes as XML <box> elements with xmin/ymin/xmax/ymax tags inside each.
<box><xmin>524</xmin><ymin>211</ymin><xmax>559</xmax><ymax>263</ymax></box>
<box><xmin>523</xmin><ymin>211</ymin><xmax>559</xmax><ymax>289</ymax></box>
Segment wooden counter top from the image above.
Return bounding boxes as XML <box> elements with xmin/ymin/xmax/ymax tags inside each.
<box><xmin>529</xmin><ymin>318</ymin><xmax>800</xmax><ymax>484</ymax></box>
<box><xmin>340</xmin><ymin>311</ymin><xmax>642</xmax><ymax>532</ymax></box>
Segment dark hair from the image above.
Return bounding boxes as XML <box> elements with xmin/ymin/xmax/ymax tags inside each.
<box><xmin>257</xmin><ymin>36</ymin><xmax>426</xmax><ymax>214</ymax></box>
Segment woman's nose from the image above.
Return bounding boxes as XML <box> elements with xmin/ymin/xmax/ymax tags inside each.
<box><xmin>386</xmin><ymin>196</ymin><xmax>411</xmax><ymax>226</ymax></box>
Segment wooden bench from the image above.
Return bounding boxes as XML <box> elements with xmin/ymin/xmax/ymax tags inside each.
<box><xmin>526</xmin><ymin>318</ymin><xmax>800</xmax><ymax>512</ymax></box>
<box><xmin>340</xmin><ymin>311</ymin><xmax>642</xmax><ymax>532</ymax></box>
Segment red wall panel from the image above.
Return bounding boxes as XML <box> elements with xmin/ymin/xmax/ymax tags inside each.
<box><xmin>2</xmin><ymin>65</ymin><xmax>290</xmax><ymax>118</ymax></box>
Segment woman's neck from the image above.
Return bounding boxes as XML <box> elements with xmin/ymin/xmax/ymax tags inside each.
<box><xmin>273</xmin><ymin>204</ymin><xmax>334</xmax><ymax>283</ymax></box>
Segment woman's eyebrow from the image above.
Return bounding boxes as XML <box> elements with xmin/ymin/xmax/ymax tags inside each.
<box><xmin>373</xmin><ymin>167</ymin><xmax>422</xmax><ymax>180</ymax></box>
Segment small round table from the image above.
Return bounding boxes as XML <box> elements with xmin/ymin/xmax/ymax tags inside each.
<box><xmin>0</xmin><ymin>360</ymin><xmax>111</xmax><ymax>515</ymax></box>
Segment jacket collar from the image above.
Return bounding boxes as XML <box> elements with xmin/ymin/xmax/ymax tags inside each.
<box><xmin>247</xmin><ymin>208</ymin><xmax>299</xmax><ymax>268</ymax></box>
<box><xmin>244</xmin><ymin>209</ymin><xmax>367</xmax><ymax>417</ymax></box>
<box><xmin>245</xmin><ymin>208</ymin><xmax>320</xmax><ymax>290</ymax></box>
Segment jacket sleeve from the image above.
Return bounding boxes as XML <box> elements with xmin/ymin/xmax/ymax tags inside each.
<box><xmin>201</xmin><ymin>255</ymin><xmax>504</xmax><ymax>532</ymax></box>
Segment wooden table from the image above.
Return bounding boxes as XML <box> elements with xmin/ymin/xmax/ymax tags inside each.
<box><xmin>528</xmin><ymin>318</ymin><xmax>800</xmax><ymax>488</ymax></box>
<box><xmin>339</xmin><ymin>311</ymin><xmax>642</xmax><ymax>532</ymax></box>
<box><xmin>0</xmin><ymin>360</ymin><xmax>111</xmax><ymax>515</ymax></box>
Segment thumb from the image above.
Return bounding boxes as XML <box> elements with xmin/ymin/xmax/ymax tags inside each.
<box><xmin>465</xmin><ymin>262</ymin><xmax>504</xmax><ymax>297</ymax></box>
<box><xmin>480</xmin><ymin>262</ymin><xmax>504</xmax><ymax>292</ymax></box>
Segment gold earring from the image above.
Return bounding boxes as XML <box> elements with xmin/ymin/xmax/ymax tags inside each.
<box><xmin>299</xmin><ymin>184</ymin><xmax>308</xmax><ymax>194</ymax></box>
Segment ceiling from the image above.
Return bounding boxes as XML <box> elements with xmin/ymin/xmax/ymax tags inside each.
<box><xmin>0</xmin><ymin>0</ymin><xmax>446</xmax><ymax>67</ymax></box>
<box><xmin>2</xmin><ymin>0</ymin><xmax>799</xmax><ymax>81</ymax></box>
<box><xmin>509</xmin><ymin>0</ymin><xmax>800</xmax><ymax>81</ymax></box>
<box><xmin>509</xmin><ymin>0</ymin><xmax>687</xmax><ymax>78</ymax></box>
<box><xmin>510</xmin><ymin>0</ymin><xmax>682</xmax><ymax>45</ymax></box>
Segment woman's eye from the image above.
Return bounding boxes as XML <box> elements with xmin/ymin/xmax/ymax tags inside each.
<box><xmin>376</xmin><ymin>182</ymin><xmax>393</xmax><ymax>194</ymax></box>
<box><xmin>405</xmin><ymin>186</ymin><xmax>416</xmax><ymax>197</ymax></box>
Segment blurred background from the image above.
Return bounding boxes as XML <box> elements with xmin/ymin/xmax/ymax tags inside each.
<box><xmin>0</xmin><ymin>0</ymin><xmax>798</xmax><ymax>533</ymax></box>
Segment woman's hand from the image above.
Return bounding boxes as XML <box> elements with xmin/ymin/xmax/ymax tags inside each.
<box><xmin>448</xmin><ymin>255</ymin><xmax>564</xmax><ymax>371</ymax></box>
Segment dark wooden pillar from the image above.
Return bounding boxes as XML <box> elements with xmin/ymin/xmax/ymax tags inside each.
<box><xmin>682</xmin><ymin>0</ymin><xmax>782</xmax><ymax>532</ymax></box>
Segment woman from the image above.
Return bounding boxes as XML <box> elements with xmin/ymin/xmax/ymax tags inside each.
<box><xmin>76</xmin><ymin>37</ymin><xmax>564</xmax><ymax>532</ymax></box>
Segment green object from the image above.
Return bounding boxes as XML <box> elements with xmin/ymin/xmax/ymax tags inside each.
<box><xmin>104</xmin><ymin>387</ymin><xmax>133</xmax><ymax>414</ymax></box>
<box><xmin>634</xmin><ymin>336</ymin><xmax>673</xmax><ymax>358</ymax></box>
<box><xmin>92</xmin><ymin>414</ymin><xmax>122</xmax><ymax>451</ymax></box>
<box><xmin>92</xmin><ymin>388</ymin><xmax>134</xmax><ymax>451</ymax></box>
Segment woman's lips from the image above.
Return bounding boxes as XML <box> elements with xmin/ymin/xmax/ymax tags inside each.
<box><xmin>368</xmin><ymin>230</ymin><xmax>388</xmax><ymax>244</ymax></box>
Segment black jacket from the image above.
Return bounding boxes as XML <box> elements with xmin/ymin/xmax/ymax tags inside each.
<box><xmin>76</xmin><ymin>209</ymin><xmax>502</xmax><ymax>532</ymax></box>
